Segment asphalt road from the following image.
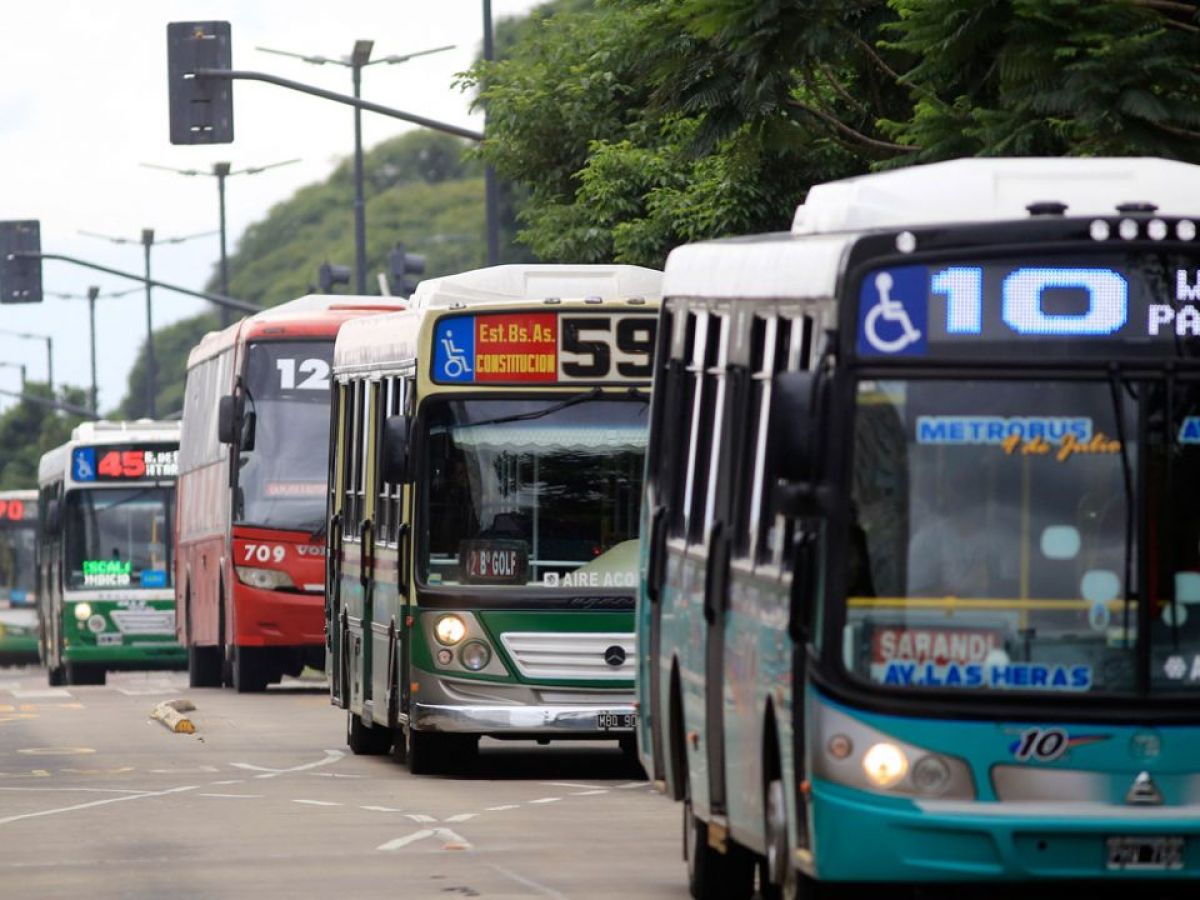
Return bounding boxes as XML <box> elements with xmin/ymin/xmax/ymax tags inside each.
<box><xmin>0</xmin><ymin>665</ymin><xmax>687</xmax><ymax>900</ymax></box>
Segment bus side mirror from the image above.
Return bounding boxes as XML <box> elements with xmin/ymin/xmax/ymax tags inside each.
<box><xmin>381</xmin><ymin>414</ymin><xmax>410</xmax><ymax>484</ymax></box>
<box><xmin>44</xmin><ymin>499</ymin><xmax>60</xmax><ymax>534</ymax></box>
<box><xmin>769</xmin><ymin>371</ymin><xmax>830</xmax><ymax>517</ymax></box>
<box><xmin>217</xmin><ymin>395</ymin><xmax>238</xmax><ymax>445</ymax></box>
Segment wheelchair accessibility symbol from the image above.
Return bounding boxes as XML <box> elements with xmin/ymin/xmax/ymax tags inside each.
<box><xmin>434</xmin><ymin>317</ymin><xmax>477</xmax><ymax>382</ymax></box>
<box><xmin>440</xmin><ymin>336</ymin><xmax>473</xmax><ymax>379</ymax></box>
<box><xmin>857</xmin><ymin>267</ymin><xmax>927</xmax><ymax>357</ymax></box>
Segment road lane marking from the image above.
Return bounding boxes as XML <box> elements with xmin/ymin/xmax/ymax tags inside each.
<box><xmin>377</xmin><ymin>828</ymin><xmax>472</xmax><ymax>852</ymax></box>
<box><xmin>59</xmin><ymin>767</ymin><xmax>135</xmax><ymax>776</ymax></box>
<box><xmin>230</xmin><ymin>749</ymin><xmax>344</xmax><ymax>779</ymax></box>
<box><xmin>150</xmin><ymin>766</ymin><xmax>219</xmax><ymax>774</ymax></box>
<box><xmin>11</xmin><ymin>690</ymin><xmax>72</xmax><ymax>700</ymax></box>
<box><xmin>209</xmin><ymin>779</ymin><xmax>243</xmax><ymax>785</ymax></box>
<box><xmin>570</xmin><ymin>789</ymin><xmax>609</xmax><ymax>796</ymax></box>
<box><xmin>17</xmin><ymin>747</ymin><xmax>94</xmax><ymax>756</ymax></box>
<box><xmin>617</xmin><ymin>782</ymin><xmax>647</xmax><ymax>789</ymax></box>
<box><xmin>198</xmin><ymin>793</ymin><xmax>261</xmax><ymax>799</ymax></box>
<box><xmin>488</xmin><ymin>864</ymin><xmax>568</xmax><ymax>899</ymax></box>
<box><xmin>541</xmin><ymin>781</ymin><xmax>603</xmax><ymax>790</ymax></box>
<box><xmin>308</xmin><ymin>771</ymin><xmax>363</xmax><ymax>778</ymax></box>
<box><xmin>444</xmin><ymin>813</ymin><xmax>477</xmax><ymax>823</ymax></box>
<box><xmin>292</xmin><ymin>799</ymin><xmax>341</xmax><ymax>806</ymax></box>
<box><xmin>0</xmin><ymin>784</ymin><xmax>198</xmax><ymax>826</ymax></box>
<box><xmin>528</xmin><ymin>797</ymin><xmax>561</xmax><ymax>804</ymax></box>
<box><xmin>361</xmin><ymin>805</ymin><xmax>406</xmax><ymax>812</ymax></box>
<box><xmin>0</xmin><ymin>786</ymin><xmax>150</xmax><ymax>795</ymax></box>
<box><xmin>485</xmin><ymin>804</ymin><xmax>520</xmax><ymax>811</ymax></box>
<box><xmin>117</xmin><ymin>687</ymin><xmax>178</xmax><ymax>696</ymax></box>
<box><xmin>405</xmin><ymin>813</ymin><xmax>436</xmax><ymax>823</ymax></box>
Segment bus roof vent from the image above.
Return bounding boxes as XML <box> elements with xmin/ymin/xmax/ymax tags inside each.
<box><xmin>1026</xmin><ymin>201</ymin><xmax>1068</xmax><ymax>217</ymax></box>
<box><xmin>1116</xmin><ymin>202</ymin><xmax>1158</xmax><ymax>214</ymax></box>
<box><xmin>791</xmin><ymin>157</ymin><xmax>1200</xmax><ymax>234</ymax></box>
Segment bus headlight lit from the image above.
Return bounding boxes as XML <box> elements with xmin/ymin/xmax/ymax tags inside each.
<box><xmin>235</xmin><ymin>566</ymin><xmax>295</xmax><ymax>590</ymax></box>
<box><xmin>74</xmin><ymin>602</ymin><xmax>93</xmax><ymax>621</ymax></box>
<box><xmin>862</xmin><ymin>742</ymin><xmax>908</xmax><ymax>788</ymax></box>
<box><xmin>459</xmin><ymin>641</ymin><xmax>491</xmax><ymax>671</ymax></box>
<box><xmin>434</xmin><ymin>615</ymin><xmax>467</xmax><ymax>646</ymax></box>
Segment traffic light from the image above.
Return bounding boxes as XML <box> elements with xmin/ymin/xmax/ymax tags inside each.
<box><xmin>388</xmin><ymin>243</ymin><xmax>426</xmax><ymax>298</ymax></box>
<box><xmin>319</xmin><ymin>263</ymin><xmax>351</xmax><ymax>293</ymax></box>
<box><xmin>0</xmin><ymin>220</ymin><xmax>42</xmax><ymax>304</ymax></box>
<box><xmin>167</xmin><ymin>21</ymin><xmax>234</xmax><ymax>145</ymax></box>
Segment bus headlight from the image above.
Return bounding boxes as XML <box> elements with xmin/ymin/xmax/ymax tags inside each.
<box><xmin>434</xmin><ymin>615</ymin><xmax>467</xmax><ymax>646</ymax></box>
<box><xmin>862</xmin><ymin>742</ymin><xmax>908</xmax><ymax>788</ymax></box>
<box><xmin>74</xmin><ymin>602</ymin><xmax>93</xmax><ymax>621</ymax></box>
<box><xmin>460</xmin><ymin>641</ymin><xmax>491</xmax><ymax>671</ymax></box>
<box><xmin>235</xmin><ymin>566</ymin><xmax>295</xmax><ymax>590</ymax></box>
<box><xmin>911</xmin><ymin>754</ymin><xmax>953</xmax><ymax>795</ymax></box>
<box><xmin>87</xmin><ymin>614</ymin><xmax>107</xmax><ymax>634</ymax></box>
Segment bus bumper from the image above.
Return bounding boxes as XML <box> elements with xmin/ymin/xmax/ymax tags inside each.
<box><xmin>0</xmin><ymin>635</ymin><xmax>38</xmax><ymax>665</ymax></box>
<box><xmin>810</xmin><ymin>778</ymin><xmax>1200</xmax><ymax>881</ymax></box>
<box><xmin>63</xmin><ymin>643</ymin><xmax>186</xmax><ymax>668</ymax></box>
<box><xmin>234</xmin><ymin>584</ymin><xmax>325</xmax><ymax>647</ymax></box>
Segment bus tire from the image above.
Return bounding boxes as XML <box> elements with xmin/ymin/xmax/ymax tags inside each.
<box><xmin>684</xmin><ymin>781</ymin><xmax>754</xmax><ymax>900</ymax></box>
<box><xmin>346</xmin><ymin>710</ymin><xmax>392</xmax><ymax>755</ymax></box>
<box><xmin>406</xmin><ymin>728</ymin><xmax>477</xmax><ymax>776</ymax></box>
<box><xmin>188</xmin><ymin>644</ymin><xmax>223</xmax><ymax>688</ymax></box>
<box><xmin>47</xmin><ymin>665</ymin><xmax>65</xmax><ymax>687</ymax></box>
<box><xmin>65</xmin><ymin>663</ymin><xmax>105</xmax><ymax>686</ymax></box>
<box><xmin>760</xmin><ymin>777</ymin><xmax>801</xmax><ymax>900</ymax></box>
<box><xmin>231</xmin><ymin>646</ymin><xmax>269</xmax><ymax>693</ymax></box>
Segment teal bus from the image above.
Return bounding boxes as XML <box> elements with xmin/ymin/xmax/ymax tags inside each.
<box><xmin>327</xmin><ymin>264</ymin><xmax>660</xmax><ymax>773</ymax></box>
<box><xmin>637</xmin><ymin>158</ymin><xmax>1200</xmax><ymax>896</ymax></box>
<box><xmin>0</xmin><ymin>489</ymin><xmax>38</xmax><ymax>665</ymax></box>
<box><xmin>38</xmin><ymin>421</ymin><xmax>184</xmax><ymax>685</ymax></box>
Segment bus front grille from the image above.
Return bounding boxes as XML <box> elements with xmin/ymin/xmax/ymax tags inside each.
<box><xmin>111</xmin><ymin>609</ymin><xmax>176</xmax><ymax>635</ymax></box>
<box><xmin>499</xmin><ymin>632</ymin><xmax>635</xmax><ymax>681</ymax></box>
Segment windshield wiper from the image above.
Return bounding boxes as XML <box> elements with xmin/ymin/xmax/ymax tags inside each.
<box><xmin>1107</xmin><ymin>367</ymin><xmax>1136</xmax><ymax>651</ymax></box>
<box><xmin>309</xmin><ymin>519</ymin><xmax>328</xmax><ymax>541</ymax></box>
<box><xmin>457</xmin><ymin>387</ymin><xmax>607</xmax><ymax>429</ymax></box>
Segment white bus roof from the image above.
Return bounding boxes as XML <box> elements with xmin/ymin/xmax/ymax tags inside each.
<box><xmin>335</xmin><ymin>264</ymin><xmax>662</xmax><ymax>374</ymax></box>
<box><xmin>666</xmin><ymin>156</ymin><xmax>1200</xmax><ymax>301</ymax></box>
<box><xmin>410</xmin><ymin>264</ymin><xmax>661</xmax><ymax>309</ymax></box>
<box><xmin>39</xmin><ymin>420</ymin><xmax>181</xmax><ymax>485</ymax></box>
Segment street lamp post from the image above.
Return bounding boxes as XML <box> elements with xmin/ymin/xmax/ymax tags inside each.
<box><xmin>0</xmin><ymin>362</ymin><xmax>27</xmax><ymax>392</ymax></box>
<box><xmin>141</xmin><ymin>158</ymin><xmax>300</xmax><ymax>327</ymax></box>
<box><xmin>80</xmin><ymin>227</ymin><xmax>217</xmax><ymax>418</ymax></box>
<box><xmin>47</xmin><ymin>285</ymin><xmax>140</xmax><ymax>414</ymax></box>
<box><xmin>256</xmin><ymin>41</ymin><xmax>455</xmax><ymax>294</ymax></box>
<box><xmin>0</xmin><ymin>328</ymin><xmax>52</xmax><ymax>392</ymax></box>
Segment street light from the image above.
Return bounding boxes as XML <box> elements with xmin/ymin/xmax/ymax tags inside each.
<box><xmin>256</xmin><ymin>40</ymin><xmax>456</xmax><ymax>294</ymax></box>
<box><xmin>79</xmin><ymin>228</ymin><xmax>217</xmax><ymax>418</ymax></box>
<box><xmin>48</xmin><ymin>285</ymin><xmax>140</xmax><ymax>413</ymax></box>
<box><xmin>0</xmin><ymin>328</ymin><xmax>52</xmax><ymax>392</ymax></box>
<box><xmin>140</xmin><ymin>158</ymin><xmax>300</xmax><ymax>327</ymax></box>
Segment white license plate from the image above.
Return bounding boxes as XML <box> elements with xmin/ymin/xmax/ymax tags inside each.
<box><xmin>1106</xmin><ymin>836</ymin><xmax>1184</xmax><ymax>870</ymax></box>
<box><xmin>96</xmin><ymin>633</ymin><xmax>123</xmax><ymax>646</ymax></box>
<box><xmin>596</xmin><ymin>712</ymin><xmax>636</xmax><ymax>730</ymax></box>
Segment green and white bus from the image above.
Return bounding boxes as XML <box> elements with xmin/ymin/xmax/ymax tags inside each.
<box><xmin>38</xmin><ymin>420</ymin><xmax>184</xmax><ymax>685</ymax></box>
<box><xmin>639</xmin><ymin>158</ymin><xmax>1200</xmax><ymax>896</ymax></box>
<box><xmin>0</xmin><ymin>489</ymin><xmax>38</xmax><ymax>665</ymax></box>
<box><xmin>327</xmin><ymin>264</ymin><xmax>661</xmax><ymax>772</ymax></box>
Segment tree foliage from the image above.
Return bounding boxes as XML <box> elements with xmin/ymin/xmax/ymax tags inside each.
<box><xmin>0</xmin><ymin>383</ymin><xmax>90</xmax><ymax>490</ymax></box>
<box><xmin>466</xmin><ymin>0</ymin><xmax>1200</xmax><ymax>266</ymax></box>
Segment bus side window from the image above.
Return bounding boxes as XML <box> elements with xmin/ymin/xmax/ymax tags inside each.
<box><xmin>696</xmin><ymin>315</ymin><xmax>730</xmax><ymax>542</ymax></box>
<box><xmin>358</xmin><ymin>382</ymin><xmax>374</xmax><ymax>533</ymax></box>
<box><xmin>328</xmin><ymin>380</ymin><xmax>343</xmax><ymax>526</ymax></box>
<box><xmin>342</xmin><ymin>380</ymin><xmax>361</xmax><ymax>540</ymax></box>
<box><xmin>682</xmin><ymin>313</ymin><xmax>720</xmax><ymax>543</ymax></box>
<box><xmin>668</xmin><ymin>312</ymin><xmax>699</xmax><ymax>537</ymax></box>
<box><xmin>734</xmin><ymin>316</ymin><xmax>769</xmax><ymax>558</ymax></box>
<box><xmin>375</xmin><ymin>376</ymin><xmax>403</xmax><ymax>546</ymax></box>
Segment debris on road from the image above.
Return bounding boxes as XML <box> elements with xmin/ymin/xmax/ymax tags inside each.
<box><xmin>150</xmin><ymin>698</ymin><xmax>197</xmax><ymax>734</ymax></box>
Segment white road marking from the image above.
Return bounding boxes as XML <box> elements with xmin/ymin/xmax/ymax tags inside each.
<box><xmin>116</xmin><ymin>687</ymin><xmax>177</xmax><ymax>696</ymax></box>
<box><xmin>230</xmin><ymin>749</ymin><xmax>344</xmax><ymax>779</ymax></box>
<box><xmin>0</xmin><ymin>786</ymin><xmax>150</xmax><ymax>795</ymax></box>
<box><xmin>444</xmin><ymin>813</ymin><xmax>477</xmax><ymax>823</ymax></box>
<box><xmin>528</xmin><ymin>797</ymin><xmax>561</xmax><ymax>804</ymax></box>
<box><xmin>17</xmin><ymin>747</ymin><xmax>94</xmax><ymax>756</ymax></box>
<box><xmin>308</xmin><ymin>771</ymin><xmax>363</xmax><ymax>778</ymax></box>
<box><xmin>617</xmin><ymin>782</ymin><xmax>646</xmax><ymax>789</ymax></box>
<box><xmin>197</xmin><ymin>793</ymin><xmax>261</xmax><ymax>799</ymax></box>
<box><xmin>485</xmin><ymin>804</ymin><xmax>520</xmax><ymax>812</ymax></box>
<box><xmin>405</xmin><ymin>813</ymin><xmax>436</xmax><ymax>823</ymax></box>
<box><xmin>151</xmin><ymin>766</ymin><xmax>219</xmax><ymax>774</ymax></box>
<box><xmin>570</xmin><ymin>789</ymin><xmax>609</xmax><ymax>796</ymax></box>
<box><xmin>541</xmin><ymin>781</ymin><xmax>603</xmax><ymax>790</ymax></box>
<box><xmin>0</xmin><ymin>784</ymin><xmax>198</xmax><ymax>826</ymax></box>
<box><xmin>377</xmin><ymin>829</ymin><xmax>436</xmax><ymax>851</ymax></box>
<box><xmin>0</xmin><ymin>680</ymin><xmax>25</xmax><ymax>690</ymax></box>
<box><xmin>209</xmin><ymin>779</ymin><xmax>243</xmax><ymax>785</ymax></box>
<box><xmin>361</xmin><ymin>805</ymin><xmax>406</xmax><ymax>813</ymax></box>
<box><xmin>10</xmin><ymin>690</ymin><xmax>71</xmax><ymax>700</ymax></box>
<box><xmin>488</xmin><ymin>864</ymin><xmax>568</xmax><ymax>899</ymax></box>
<box><xmin>293</xmin><ymin>799</ymin><xmax>341</xmax><ymax>807</ymax></box>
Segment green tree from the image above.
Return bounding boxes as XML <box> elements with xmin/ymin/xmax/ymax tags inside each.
<box><xmin>0</xmin><ymin>383</ymin><xmax>90</xmax><ymax>490</ymax></box>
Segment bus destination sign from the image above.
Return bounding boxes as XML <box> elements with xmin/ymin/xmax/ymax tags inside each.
<box><xmin>432</xmin><ymin>312</ymin><xmax>656</xmax><ymax>385</ymax></box>
<box><xmin>855</xmin><ymin>255</ymin><xmax>1200</xmax><ymax>360</ymax></box>
<box><xmin>71</xmin><ymin>444</ymin><xmax>179</xmax><ymax>483</ymax></box>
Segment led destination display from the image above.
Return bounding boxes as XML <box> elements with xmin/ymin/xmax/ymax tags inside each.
<box><xmin>71</xmin><ymin>444</ymin><xmax>178</xmax><ymax>483</ymax></box>
<box><xmin>856</xmin><ymin>254</ymin><xmax>1200</xmax><ymax>359</ymax></box>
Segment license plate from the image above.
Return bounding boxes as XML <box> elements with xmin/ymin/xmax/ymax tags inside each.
<box><xmin>96</xmin><ymin>633</ymin><xmax>123</xmax><ymax>646</ymax></box>
<box><xmin>1106</xmin><ymin>836</ymin><xmax>1184</xmax><ymax>870</ymax></box>
<box><xmin>596</xmin><ymin>712</ymin><xmax>635</xmax><ymax>730</ymax></box>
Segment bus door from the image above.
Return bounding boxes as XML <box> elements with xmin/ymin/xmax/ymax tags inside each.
<box><xmin>327</xmin><ymin>383</ymin><xmax>347</xmax><ymax>706</ymax></box>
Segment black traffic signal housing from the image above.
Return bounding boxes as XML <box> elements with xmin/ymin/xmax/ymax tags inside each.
<box><xmin>0</xmin><ymin>220</ymin><xmax>42</xmax><ymax>304</ymax></box>
<box><xmin>167</xmin><ymin>21</ymin><xmax>234</xmax><ymax>145</ymax></box>
<box><xmin>388</xmin><ymin>243</ymin><xmax>426</xmax><ymax>298</ymax></box>
<box><xmin>319</xmin><ymin>263</ymin><xmax>351</xmax><ymax>294</ymax></box>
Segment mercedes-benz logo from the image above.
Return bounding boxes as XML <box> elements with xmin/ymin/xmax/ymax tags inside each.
<box><xmin>604</xmin><ymin>645</ymin><xmax>627</xmax><ymax>667</ymax></box>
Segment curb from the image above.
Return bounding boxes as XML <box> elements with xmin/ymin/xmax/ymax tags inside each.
<box><xmin>150</xmin><ymin>698</ymin><xmax>197</xmax><ymax>734</ymax></box>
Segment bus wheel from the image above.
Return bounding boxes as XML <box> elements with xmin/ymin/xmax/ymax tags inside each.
<box><xmin>47</xmin><ymin>665</ymin><xmax>65</xmax><ymax>687</ymax></box>
<box><xmin>188</xmin><ymin>644</ymin><xmax>223</xmax><ymax>688</ymax></box>
<box><xmin>407</xmin><ymin>728</ymin><xmax>477</xmax><ymax>776</ymax></box>
<box><xmin>346</xmin><ymin>710</ymin><xmax>392</xmax><ymax>755</ymax></box>
<box><xmin>684</xmin><ymin>792</ymin><xmax>754</xmax><ymax>900</ymax></box>
<box><xmin>760</xmin><ymin>778</ymin><xmax>801</xmax><ymax>900</ymax></box>
<box><xmin>231</xmin><ymin>647</ymin><xmax>269</xmax><ymax>693</ymax></box>
<box><xmin>65</xmin><ymin>664</ymin><xmax>105</xmax><ymax>686</ymax></box>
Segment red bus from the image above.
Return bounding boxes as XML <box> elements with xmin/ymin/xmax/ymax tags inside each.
<box><xmin>176</xmin><ymin>294</ymin><xmax>403</xmax><ymax>691</ymax></box>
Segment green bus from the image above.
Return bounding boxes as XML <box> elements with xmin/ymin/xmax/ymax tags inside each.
<box><xmin>38</xmin><ymin>421</ymin><xmax>185</xmax><ymax>685</ymax></box>
<box><xmin>325</xmin><ymin>264</ymin><xmax>661</xmax><ymax>772</ymax></box>
<box><xmin>0</xmin><ymin>489</ymin><xmax>38</xmax><ymax>665</ymax></box>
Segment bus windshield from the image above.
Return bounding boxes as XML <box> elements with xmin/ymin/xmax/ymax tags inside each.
<box><xmin>419</xmin><ymin>395</ymin><xmax>648</xmax><ymax>589</ymax></box>
<box><xmin>235</xmin><ymin>340</ymin><xmax>333</xmax><ymax>532</ymax></box>
<box><xmin>846</xmin><ymin>376</ymin><xmax>1200</xmax><ymax>697</ymax></box>
<box><xmin>64</xmin><ymin>488</ymin><xmax>173</xmax><ymax>591</ymax></box>
<box><xmin>0</xmin><ymin>521</ymin><xmax>36</xmax><ymax>604</ymax></box>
